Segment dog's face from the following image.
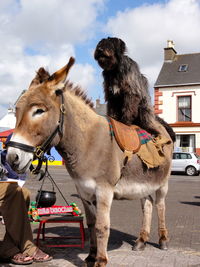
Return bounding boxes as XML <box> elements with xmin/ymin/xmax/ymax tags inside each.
<box><xmin>94</xmin><ymin>37</ymin><xmax>126</xmax><ymax>71</ymax></box>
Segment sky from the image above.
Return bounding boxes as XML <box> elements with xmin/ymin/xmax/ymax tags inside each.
<box><xmin>0</xmin><ymin>0</ymin><xmax>200</xmax><ymax>118</ymax></box>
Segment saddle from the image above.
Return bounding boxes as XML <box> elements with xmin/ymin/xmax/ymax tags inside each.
<box><xmin>108</xmin><ymin>117</ymin><xmax>141</xmax><ymax>161</ymax></box>
<box><xmin>108</xmin><ymin>116</ymin><xmax>171</xmax><ymax>168</ymax></box>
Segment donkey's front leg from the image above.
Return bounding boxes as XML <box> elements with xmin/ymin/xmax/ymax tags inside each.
<box><xmin>82</xmin><ymin>200</ymin><xmax>97</xmax><ymax>266</ymax></box>
<box><xmin>155</xmin><ymin>183</ymin><xmax>169</xmax><ymax>250</ymax></box>
<box><xmin>95</xmin><ymin>186</ymin><xmax>113</xmax><ymax>267</ymax></box>
<box><xmin>133</xmin><ymin>195</ymin><xmax>153</xmax><ymax>251</ymax></box>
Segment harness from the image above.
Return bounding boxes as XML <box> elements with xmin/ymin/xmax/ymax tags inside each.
<box><xmin>7</xmin><ymin>89</ymin><xmax>65</xmax><ymax>174</ymax></box>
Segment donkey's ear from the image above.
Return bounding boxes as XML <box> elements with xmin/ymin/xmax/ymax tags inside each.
<box><xmin>46</xmin><ymin>57</ymin><xmax>75</xmax><ymax>89</ymax></box>
<box><xmin>29</xmin><ymin>67</ymin><xmax>50</xmax><ymax>88</ymax></box>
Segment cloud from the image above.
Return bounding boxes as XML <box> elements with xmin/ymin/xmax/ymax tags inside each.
<box><xmin>1</xmin><ymin>0</ymin><xmax>200</xmax><ymax>119</ymax></box>
<box><xmin>69</xmin><ymin>63</ymin><xmax>96</xmax><ymax>92</ymax></box>
<box><xmin>11</xmin><ymin>0</ymin><xmax>105</xmax><ymax>47</ymax></box>
<box><xmin>0</xmin><ymin>0</ymin><xmax>104</xmax><ymax>117</ymax></box>
<box><xmin>105</xmin><ymin>0</ymin><xmax>200</xmax><ymax>94</ymax></box>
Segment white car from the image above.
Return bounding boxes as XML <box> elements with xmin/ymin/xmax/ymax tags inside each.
<box><xmin>171</xmin><ymin>152</ymin><xmax>200</xmax><ymax>176</ymax></box>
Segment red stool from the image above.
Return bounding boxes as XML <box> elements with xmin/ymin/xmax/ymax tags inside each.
<box><xmin>36</xmin><ymin>215</ymin><xmax>85</xmax><ymax>248</ymax></box>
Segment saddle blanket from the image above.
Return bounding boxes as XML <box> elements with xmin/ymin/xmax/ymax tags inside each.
<box><xmin>136</xmin><ymin>135</ymin><xmax>172</xmax><ymax>168</ymax></box>
<box><xmin>136</xmin><ymin>128</ymin><xmax>152</xmax><ymax>144</ymax></box>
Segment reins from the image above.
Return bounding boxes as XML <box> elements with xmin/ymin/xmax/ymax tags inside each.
<box><xmin>7</xmin><ymin>89</ymin><xmax>65</xmax><ymax>174</ymax></box>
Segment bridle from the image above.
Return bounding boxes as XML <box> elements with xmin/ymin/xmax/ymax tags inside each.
<box><xmin>7</xmin><ymin>89</ymin><xmax>65</xmax><ymax>174</ymax></box>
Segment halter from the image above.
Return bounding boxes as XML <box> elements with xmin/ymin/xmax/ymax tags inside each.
<box><xmin>7</xmin><ymin>89</ymin><xmax>65</xmax><ymax>174</ymax></box>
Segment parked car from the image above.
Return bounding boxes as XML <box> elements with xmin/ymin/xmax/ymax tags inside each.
<box><xmin>171</xmin><ymin>152</ymin><xmax>200</xmax><ymax>176</ymax></box>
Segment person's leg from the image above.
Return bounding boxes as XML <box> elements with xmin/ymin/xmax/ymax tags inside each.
<box><xmin>0</xmin><ymin>182</ymin><xmax>52</xmax><ymax>263</ymax></box>
<box><xmin>0</xmin><ymin>183</ymin><xmax>36</xmax><ymax>258</ymax></box>
<box><xmin>17</xmin><ymin>186</ymin><xmax>37</xmax><ymax>256</ymax></box>
<box><xmin>0</xmin><ymin>182</ymin><xmax>19</xmax><ymax>258</ymax></box>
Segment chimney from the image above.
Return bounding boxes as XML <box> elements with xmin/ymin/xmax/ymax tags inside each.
<box><xmin>96</xmin><ymin>99</ymin><xmax>100</xmax><ymax>108</ymax></box>
<box><xmin>164</xmin><ymin>40</ymin><xmax>177</xmax><ymax>61</ymax></box>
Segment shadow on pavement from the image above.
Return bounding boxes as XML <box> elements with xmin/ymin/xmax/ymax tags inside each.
<box><xmin>180</xmin><ymin>201</ymin><xmax>200</xmax><ymax>206</ymax></box>
<box><xmin>31</xmin><ymin>226</ymin><xmax>161</xmax><ymax>266</ymax></box>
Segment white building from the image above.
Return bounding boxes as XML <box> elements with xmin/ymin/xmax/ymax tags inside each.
<box><xmin>0</xmin><ymin>107</ymin><xmax>16</xmax><ymax>131</ymax></box>
<box><xmin>154</xmin><ymin>41</ymin><xmax>200</xmax><ymax>155</ymax></box>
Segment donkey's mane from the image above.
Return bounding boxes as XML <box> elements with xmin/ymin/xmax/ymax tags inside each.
<box><xmin>64</xmin><ymin>80</ymin><xmax>94</xmax><ymax>109</ymax></box>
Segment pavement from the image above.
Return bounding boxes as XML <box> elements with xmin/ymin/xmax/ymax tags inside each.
<box><xmin>0</xmin><ymin>166</ymin><xmax>200</xmax><ymax>267</ymax></box>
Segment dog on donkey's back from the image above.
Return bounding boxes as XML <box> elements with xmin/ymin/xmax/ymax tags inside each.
<box><xmin>94</xmin><ymin>37</ymin><xmax>175</xmax><ymax>142</ymax></box>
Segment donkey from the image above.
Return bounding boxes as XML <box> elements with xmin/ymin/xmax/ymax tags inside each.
<box><xmin>7</xmin><ymin>57</ymin><xmax>173</xmax><ymax>267</ymax></box>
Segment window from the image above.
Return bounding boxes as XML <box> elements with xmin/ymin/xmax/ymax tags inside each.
<box><xmin>177</xmin><ymin>96</ymin><xmax>191</xmax><ymax>121</ymax></box>
<box><xmin>175</xmin><ymin>134</ymin><xmax>195</xmax><ymax>153</ymax></box>
<box><xmin>173</xmin><ymin>153</ymin><xmax>192</xmax><ymax>159</ymax></box>
<box><xmin>173</xmin><ymin>153</ymin><xmax>179</xmax><ymax>159</ymax></box>
<box><xmin>180</xmin><ymin>135</ymin><xmax>190</xmax><ymax>147</ymax></box>
<box><xmin>180</xmin><ymin>153</ymin><xmax>192</xmax><ymax>159</ymax></box>
<box><xmin>178</xmin><ymin>64</ymin><xmax>188</xmax><ymax>72</ymax></box>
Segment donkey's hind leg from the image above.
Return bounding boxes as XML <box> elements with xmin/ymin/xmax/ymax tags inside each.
<box><xmin>133</xmin><ymin>195</ymin><xmax>153</xmax><ymax>251</ymax></box>
<box><xmin>155</xmin><ymin>183</ymin><xmax>169</xmax><ymax>250</ymax></box>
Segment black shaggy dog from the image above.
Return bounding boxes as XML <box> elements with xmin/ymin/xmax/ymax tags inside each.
<box><xmin>94</xmin><ymin>37</ymin><xmax>175</xmax><ymax>141</ymax></box>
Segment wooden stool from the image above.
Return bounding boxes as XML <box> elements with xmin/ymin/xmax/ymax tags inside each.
<box><xmin>36</xmin><ymin>215</ymin><xmax>85</xmax><ymax>248</ymax></box>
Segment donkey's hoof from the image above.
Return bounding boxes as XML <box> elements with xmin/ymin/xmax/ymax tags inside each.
<box><xmin>132</xmin><ymin>240</ymin><xmax>146</xmax><ymax>251</ymax></box>
<box><xmin>84</xmin><ymin>255</ymin><xmax>96</xmax><ymax>267</ymax></box>
<box><xmin>83</xmin><ymin>261</ymin><xmax>95</xmax><ymax>267</ymax></box>
<box><xmin>94</xmin><ymin>257</ymin><xmax>107</xmax><ymax>267</ymax></box>
<box><xmin>94</xmin><ymin>263</ymin><xmax>106</xmax><ymax>267</ymax></box>
<box><xmin>159</xmin><ymin>240</ymin><xmax>168</xmax><ymax>250</ymax></box>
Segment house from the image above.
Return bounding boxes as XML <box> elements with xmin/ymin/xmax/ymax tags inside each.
<box><xmin>154</xmin><ymin>40</ymin><xmax>200</xmax><ymax>155</ymax></box>
<box><xmin>95</xmin><ymin>99</ymin><xmax>106</xmax><ymax>116</ymax></box>
<box><xmin>0</xmin><ymin>107</ymin><xmax>16</xmax><ymax>131</ymax></box>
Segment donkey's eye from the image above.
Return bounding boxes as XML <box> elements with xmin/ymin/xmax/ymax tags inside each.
<box><xmin>33</xmin><ymin>109</ymin><xmax>45</xmax><ymax>116</ymax></box>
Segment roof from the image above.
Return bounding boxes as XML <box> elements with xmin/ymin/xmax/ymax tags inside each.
<box><xmin>154</xmin><ymin>53</ymin><xmax>200</xmax><ymax>87</ymax></box>
<box><xmin>0</xmin><ymin>129</ymin><xmax>14</xmax><ymax>137</ymax></box>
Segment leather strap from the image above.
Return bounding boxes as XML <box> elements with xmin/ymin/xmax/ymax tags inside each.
<box><xmin>7</xmin><ymin>141</ymin><xmax>35</xmax><ymax>153</ymax></box>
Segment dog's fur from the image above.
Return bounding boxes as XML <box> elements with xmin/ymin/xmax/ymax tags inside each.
<box><xmin>94</xmin><ymin>37</ymin><xmax>175</xmax><ymax>141</ymax></box>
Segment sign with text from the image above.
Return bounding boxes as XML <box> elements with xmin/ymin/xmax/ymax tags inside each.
<box><xmin>37</xmin><ymin>205</ymin><xmax>73</xmax><ymax>215</ymax></box>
